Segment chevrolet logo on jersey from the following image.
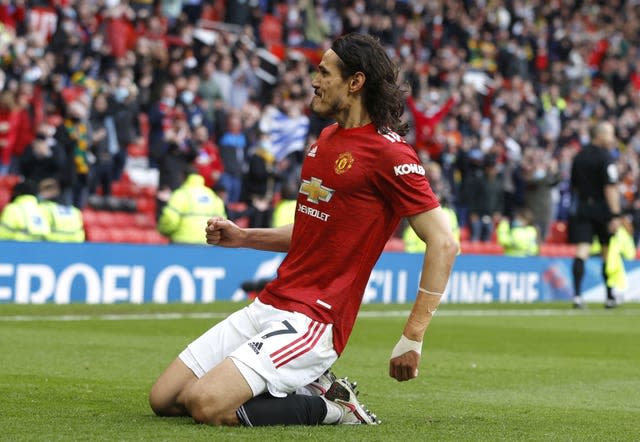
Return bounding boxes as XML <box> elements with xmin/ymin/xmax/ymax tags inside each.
<box><xmin>299</xmin><ymin>177</ymin><xmax>334</xmax><ymax>203</ymax></box>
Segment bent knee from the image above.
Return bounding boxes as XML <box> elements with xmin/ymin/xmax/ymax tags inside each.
<box><xmin>185</xmin><ymin>390</ymin><xmax>237</xmax><ymax>425</ymax></box>
<box><xmin>149</xmin><ymin>383</ymin><xmax>186</xmax><ymax>417</ymax></box>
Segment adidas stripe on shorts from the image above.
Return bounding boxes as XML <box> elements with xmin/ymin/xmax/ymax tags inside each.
<box><xmin>179</xmin><ymin>298</ymin><xmax>338</xmax><ymax>398</ymax></box>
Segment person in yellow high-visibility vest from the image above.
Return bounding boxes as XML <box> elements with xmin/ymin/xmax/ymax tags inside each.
<box><xmin>590</xmin><ymin>218</ymin><xmax>636</xmax><ymax>295</ymax></box>
<box><xmin>0</xmin><ymin>179</ymin><xmax>50</xmax><ymax>241</ymax></box>
<box><xmin>158</xmin><ymin>166</ymin><xmax>227</xmax><ymax>244</ymax></box>
<box><xmin>496</xmin><ymin>207</ymin><xmax>539</xmax><ymax>256</ymax></box>
<box><xmin>38</xmin><ymin>178</ymin><xmax>85</xmax><ymax>243</ymax></box>
<box><xmin>403</xmin><ymin>205</ymin><xmax>460</xmax><ymax>253</ymax></box>
<box><xmin>271</xmin><ymin>181</ymin><xmax>299</xmax><ymax>228</ymax></box>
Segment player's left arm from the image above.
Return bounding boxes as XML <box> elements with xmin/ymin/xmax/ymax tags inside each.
<box><xmin>389</xmin><ymin>206</ymin><xmax>458</xmax><ymax>382</ymax></box>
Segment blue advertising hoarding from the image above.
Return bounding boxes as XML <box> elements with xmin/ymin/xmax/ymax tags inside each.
<box><xmin>1</xmin><ymin>241</ymin><xmax>638</xmax><ymax>304</ymax></box>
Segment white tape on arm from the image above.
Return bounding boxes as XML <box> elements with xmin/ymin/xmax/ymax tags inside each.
<box><xmin>418</xmin><ymin>287</ymin><xmax>443</xmax><ymax>296</ymax></box>
<box><xmin>390</xmin><ymin>334</ymin><xmax>423</xmax><ymax>359</ymax></box>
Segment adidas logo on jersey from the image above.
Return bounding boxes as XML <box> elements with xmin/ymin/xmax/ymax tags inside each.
<box><xmin>248</xmin><ymin>341</ymin><xmax>263</xmax><ymax>354</ymax></box>
<box><xmin>307</xmin><ymin>144</ymin><xmax>318</xmax><ymax>157</ymax></box>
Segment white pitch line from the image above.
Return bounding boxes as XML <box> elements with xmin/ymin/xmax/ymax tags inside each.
<box><xmin>0</xmin><ymin>312</ymin><xmax>230</xmax><ymax>322</ymax></box>
<box><xmin>360</xmin><ymin>308</ymin><xmax>640</xmax><ymax>318</ymax></box>
<box><xmin>0</xmin><ymin>308</ymin><xmax>639</xmax><ymax>322</ymax></box>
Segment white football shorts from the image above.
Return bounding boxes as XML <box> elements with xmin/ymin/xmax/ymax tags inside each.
<box><xmin>179</xmin><ymin>298</ymin><xmax>338</xmax><ymax>398</ymax></box>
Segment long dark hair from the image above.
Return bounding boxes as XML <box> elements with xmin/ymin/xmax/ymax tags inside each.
<box><xmin>331</xmin><ymin>33</ymin><xmax>409</xmax><ymax>136</ymax></box>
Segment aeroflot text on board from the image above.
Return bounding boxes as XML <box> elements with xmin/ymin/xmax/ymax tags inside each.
<box><xmin>0</xmin><ymin>263</ymin><xmax>226</xmax><ymax>304</ymax></box>
<box><xmin>0</xmin><ymin>261</ymin><xmax>541</xmax><ymax>304</ymax></box>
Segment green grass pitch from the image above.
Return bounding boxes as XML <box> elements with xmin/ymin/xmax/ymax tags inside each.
<box><xmin>1</xmin><ymin>302</ymin><xmax>639</xmax><ymax>441</ymax></box>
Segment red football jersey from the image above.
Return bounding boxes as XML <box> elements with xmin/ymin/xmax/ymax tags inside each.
<box><xmin>258</xmin><ymin>123</ymin><xmax>439</xmax><ymax>354</ymax></box>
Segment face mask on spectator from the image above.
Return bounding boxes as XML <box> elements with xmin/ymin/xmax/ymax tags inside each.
<box><xmin>184</xmin><ymin>57</ymin><xmax>198</xmax><ymax>69</ymax></box>
<box><xmin>114</xmin><ymin>87</ymin><xmax>129</xmax><ymax>102</ymax></box>
<box><xmin>533</xmin><ymin>169</ymin><xmax>546</xmax><ymax>180</ymax></box>
<box><xmin>162</xmin><ymin>97</ymin><xmax>175</xmax><ymax>107</ymax></box>
<box><xmin>180</xmin><ymin>91</ymin><xmax>195</xmax><ymax>105</ymax></box>
<box><xmin>14</xmin><ymin>41</ymin><xmax>26</xmax><ymax>55</ymax></box>
<box><xmin>23</xmin><ymin>66</ymin><xmax>42</xmax><ymax>83</ymax></box>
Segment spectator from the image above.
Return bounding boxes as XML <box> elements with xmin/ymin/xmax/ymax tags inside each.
<box><xmin>111</xmin><ymin>73</ymin><xmax>143</xmax><ymax>181</ymax></box>
<box><xmin>242</xmin><ymin>133</ymin><xmax>277</xmax><ymax>228</ymax></box>
<box><xmin>496</xmin><ymin>207</ymin><xmax>539</xmax><ymax>257</ymax></box>
<box><xmin>405</xmin><ymin>89</ymin><xmax>457</xmax><ymax>160</ymax></box>
<box><xmin>56</xmin><ymin>100</ymin><xmax>92</xmax><ymax>208</ymax></box>
<box><xmin>271</xmin><ymin>179</ymin><xmax>298</xmax><ymax>228</ymax></box>
<box><xmin>197</xmin><ymin>56</ymin><xmax>225</xmax><ymax>136</ymax></box>
<box><xmin>148</xmin><ymin>82</ymin><xmax>178</xmax><ymax>167</ymax></box>
<box><xmin>38</xmin><ymin>177</ymin><xmax>85</xmax><ymax>243</ymax></box>
<box><xmin>590</xmin><ymin>218</ymin><xmax>637</xmax><ymax>294</ymax></box>
<box><xmin>0</xmin><ymin>179</ymin><xmax>50</xmax><ymax>241</ymax></box>
<box><xmin>211</xmin><ymin>53</ymin><xmax>234</xmax><ymax>108</ymax></box>
<box><xmin>192</xmin><ymin>124</ymin><xmax>223</xmax><ymax>189</ymax></box>
<box><xmin>158</xmin><ymin>165</ymin><xmax>226</xmax><ymax>244</ymax></box>
<box><xmin>522</xmin><ymin>147</ymin><xmax>561</xmax><ymax>242</ymax></box>
<box><xmin>11</xmin><ymin>81</ymin><xmax>41</xmax><ymax>168</ymax></box>
<box><xmin>468</xmin><ymin>154</ymin><xmax>504</xmax><ymax>242</ymax></box>
<box><xmin>18</xmin><ymin>121</ymin><xmax>66</xmax><ymax>186</ymax></box>
<box><xmin>217</xmin><ymin>111</ymin><xmax>246</xmax><ymax>203</ymax></box>
<box><xmin>88</xmin><ymin>92</ymin><xmax>118</xmax><ymax>198</ymax></box>
<box><xmin>156</xmin><ymin>113</ymin><xmax>197</xmax><ymax>218</ymax></box>
<box><xmin>178</xmin><ymin>74</ymin><xmax>207</xmax><ymax>130</ymax></box>
<box><xmin>258</xmin><ymin>88</ymin><xmax>310</xmax><ymax>163</ymax></box>
<box><xmin>0</xmin><ymin>90</ymin><xmax>19</xmax><ymax>175</ymax></box>
<box><xmin>404</xmin><ymin>197</ymin><xmax>460</xmax><ymax>254</ymax></box>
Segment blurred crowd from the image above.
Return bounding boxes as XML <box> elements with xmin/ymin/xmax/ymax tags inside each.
<box><xmin>1</xmin><ymin>0</ymin><xmax>640</xmax><ymax>249</ymax></box>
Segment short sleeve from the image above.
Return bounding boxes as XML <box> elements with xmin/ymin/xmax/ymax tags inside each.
<box><xmin>371</xmin><ymin>143</ymin><xmax>439</xmax><ymax>217</ymax></box>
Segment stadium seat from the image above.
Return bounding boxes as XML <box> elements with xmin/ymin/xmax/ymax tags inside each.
<box><xmin>112</xmin><ymin>212</ymin><xmax>136</xmax><ymax>228</ymax></box>
<box><xmin>111</xmin><ymin>181</ymin><xmax>130</xmax><ymax>197</ymax></box>
<box><xmin>460</xmin><ymin>241</ymin><xmax>504</xmax><ymax>255</ymax></box>
<box><xmin>139</xmin><ymin>186</ymin><xmax>156</xmax><ymax>198</ymax></box>
<box><xmin>547</xmin><ymin>221</ymin><xmax>568</xmax><ymax>244</ymax></box>
<box><xmin>0</xmin><ymin>188</ymin><xmax>12</xmax><ymax>210</ymax></box>
<box><xmin>106</xmin><ymin>227</ymin><xmax>129</xmax><ymax>243</ymax></box>
<box><xmin>0</xmin><ymin>174</ymin><xmax>20</xmax><ymax>189</ymax></box>
<box><xmin>141</xmin><ymin>229</ymin><xmax>169</xmax><ymax>244</ymax></box>
<box><xmin>85</xmin><ymin>226</ymin><xmax>110</xmax><ymax>243</ymax></box>
<box><xmin>124</xmin><ymin>227</ymin><xmax>150</xmax><ymax>244</ymax></box>
<box><xmin>127</xmin><ymin>142</ymin><xmax>148</xmax><ymax>158</ymax></box>
<box><xmin>383</xmin><ymin>236</ymin><xmax>406</xmax><ymax>252</ymax></box>
<box><xmin>133</xmin><ymin>212</ymin><xmax>156</xmax><ymax>228</ymax></box>
<box><xmin>539</xmin><ymin>243</ymin><xmax>577</xmax><ymax>257</ymax></box>
<box><xmin>135</xmin><ymin>197</ymin><xmax>156</xmax><ymax>216</ymax></box>
<box><xmin>81</xmin><ymin>209</ymin><xmax>99</xmax><ymax>226</ymax></box>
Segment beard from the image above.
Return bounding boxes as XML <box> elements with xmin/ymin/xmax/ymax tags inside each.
<box><xmin>310</xmin><ymin>95</ymin><xmax>344</xmax><ymax>120</ymax></box>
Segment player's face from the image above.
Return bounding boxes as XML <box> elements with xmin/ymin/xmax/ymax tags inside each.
<box><xmin>310</xmin><ymin>49</ymin><xmax>351</xmax><ymax>119</ymax></box>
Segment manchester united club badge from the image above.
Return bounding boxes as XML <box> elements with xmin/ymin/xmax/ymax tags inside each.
<box><xmin>334</xmin><ymin>152</ymin><xmax>354</xmax><ymax>174</ymax></box>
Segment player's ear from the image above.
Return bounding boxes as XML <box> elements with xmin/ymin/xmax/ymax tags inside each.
<box><xmin>349</xmin><ymin>72</ymin><xmax>366</xmax><ymax>93</ymax></box>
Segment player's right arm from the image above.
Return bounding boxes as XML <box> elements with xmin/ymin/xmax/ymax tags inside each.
<box><xmin>205</xmin><ymin>217</ymin><xmax>293</xmax><ymax>252</ymax></box>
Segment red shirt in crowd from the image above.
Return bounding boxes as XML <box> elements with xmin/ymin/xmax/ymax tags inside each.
<box><xmin>0</xmin><ymin>108</ymin><xmax>19</xmax><ymax>167</ymax></box>
<box><xmin>195</xmin><ymin>140</ymin><xmax>224</xmax><ymax>188</ymax></box>
<box><xmin>406</xmin><ymin>94</ymin><xmax>457</xmax><ymax>160</ymax></box>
